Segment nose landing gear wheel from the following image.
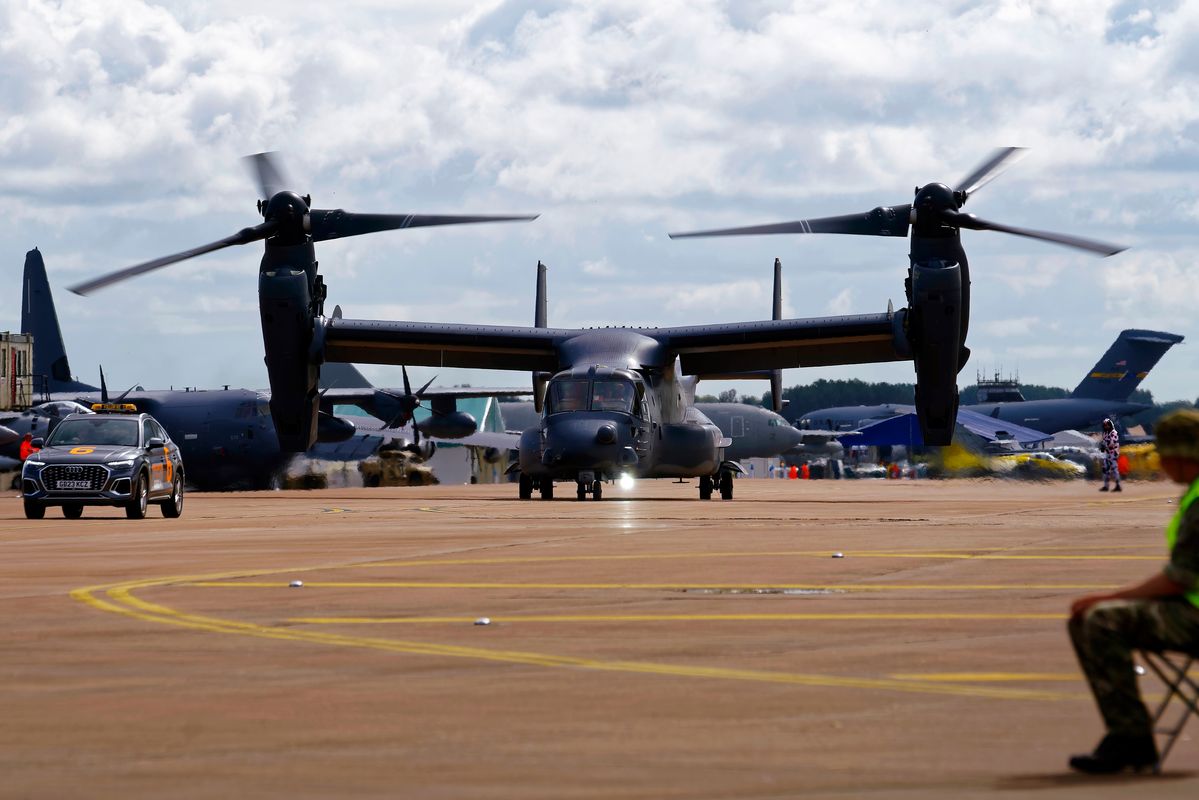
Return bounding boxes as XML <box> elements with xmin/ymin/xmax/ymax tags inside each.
<box><xmin>699</xmin><ymin>475</ymin><xmax>713</xmax><ymax>500</ymax></box>
<box><xmin>592</xmin><ymin>480</ymin><xmax>602</xmax><ymax>501</ymax></box>
<box><xmin>719</xmin><ymin>470</ymin><xmax>734</xmax><ymax>500</ymax></box>
<box><xmin>63</xmin><ymin>503</ymin><xmax>84</xmax><ymax>519</ymax></box>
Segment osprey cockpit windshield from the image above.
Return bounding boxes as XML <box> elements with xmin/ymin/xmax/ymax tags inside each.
<box><xmin>544</xmin><ymin>371</ymin><xmax>642</xmax><ymax>416</ymax></box>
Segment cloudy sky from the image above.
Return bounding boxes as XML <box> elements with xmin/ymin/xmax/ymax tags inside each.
<box><xmin>2</xmin><ymin>1</ymin><xmax>1196</xmax><ymax>406</ymax></box>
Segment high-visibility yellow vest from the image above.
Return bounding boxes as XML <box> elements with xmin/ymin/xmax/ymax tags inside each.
<box><xmin>1165</xmin><ymin>478</ymin><xmax>1199</xmax><ymax>608</ymax></box>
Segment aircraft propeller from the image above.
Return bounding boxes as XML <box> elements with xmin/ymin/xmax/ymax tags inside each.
<box><xmin>668</xmin><ymin>147</ymin><xmax>1125</xmax><ymax>256</ymax></box>
<box><xmin>68</xmin><ymin>152</ymin><xmax>540</xmax><ymax>296</ymax></box>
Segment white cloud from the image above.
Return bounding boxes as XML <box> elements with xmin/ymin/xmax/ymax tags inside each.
<box><xmin>1</xmin><ymin>0</ymin><xmax>1196</xmax><ymax>402</ymax></box>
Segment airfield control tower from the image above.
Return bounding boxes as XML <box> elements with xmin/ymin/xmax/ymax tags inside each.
<box><xmin>975</xmin><ymin>369</ymin><xmax>1025</xmax><ymax>404</ymax></box>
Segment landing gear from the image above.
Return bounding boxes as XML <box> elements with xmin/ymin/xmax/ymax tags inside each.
<box><xmin>576</xmin><ymin>478</ymin><xmax>604</xmax><ymax>501</ymax></box>
<box><xmin>699</xmin><ymin>475</ymin><xmax>713</xmax><ymax>500</ymax></box>
<box><xmin>539</xmin><ymin>480</ymin><xmax>555</xmax><ymax>500</ymax></box>
<box><xmin>62</xmin><ymin>503</ymin><xmax>84</xmax><ymax>519</ymax></box>
<box><xmin>719</xmin><ymin>470</ymin><xmax>734</xmax><ymax>500</ymax></box>
<box><xmin>519</xmin><ymin>473</ymin><xmax>533</xmax><ymax>500</ymax></box>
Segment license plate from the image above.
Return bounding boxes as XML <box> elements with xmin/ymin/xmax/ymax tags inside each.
<box><xmin>58</xmin><ymin>480</ymin><xmax>91</xmax><ymax>489</ymax></box>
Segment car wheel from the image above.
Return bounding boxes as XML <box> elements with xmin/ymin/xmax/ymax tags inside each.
<box><xmin>125</xmin><ymin>472</ymin><xmax>148</xmax><ymax>520</ymax></box>
<box><xmin>62</xmin><ymin>503</ymin><xmax>84</xmax><ymax>519</ymax></box>
<box><xmin>23</xmin><ymin>499</ymin><xmax>45</xmax><ymax>520</ymax></box>
<box><xmin>161</xmin><ymin>476</ymin><xmax>184</xmax><ymax>518</ymax></box>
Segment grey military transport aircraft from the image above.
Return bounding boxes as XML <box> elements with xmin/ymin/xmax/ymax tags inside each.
<box><xmin>15</xmin><ymin>248</ymin><xmax>524</xmax><ymax>488</ymax></box>
<box><xmin>71</xmin><ymin>150</ymin><xmax>1122</xmax><ymax>500</ymax></box>
<box><xmin>796</xmin><ymin>328</ymin><xmax>1183</xmax><ymax>436</ymax></box>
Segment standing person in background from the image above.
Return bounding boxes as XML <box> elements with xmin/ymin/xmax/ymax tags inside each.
<box><xmin>18</xmin><ymin>433</ymin><xmax>36</xmax><ymax>461</ymax></box>
<box><xmin>1100</xmin><ymin>418</ymin><xmax>1122</xmax><ymax>492</ymax></box>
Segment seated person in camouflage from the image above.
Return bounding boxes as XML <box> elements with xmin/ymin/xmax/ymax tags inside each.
<box><xmin>1067</xmin><ymin>409</ymin><xmax>1199</xmax><ymax>773</ymax></box>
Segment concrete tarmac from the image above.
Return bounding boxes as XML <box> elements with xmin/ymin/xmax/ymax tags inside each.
<box><xmin>2</xmin><ymin>479</ymin><xmax>1196</xmax><ymax>798</ymax></box>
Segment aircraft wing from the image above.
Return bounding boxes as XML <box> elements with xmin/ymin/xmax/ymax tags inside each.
<box><xmin>324</xmin><ymin>319</ymin><xmax>563</xmax><ymax>372</ymax></box>
<box><xmin>658</xmin><ymin>312</ymin><xmax>905</xmax><ymax>375</ymax></box>
<box><xmin>321</xmin><ymin>387</ymin><xmax>532</xmax><ymax>405</ymax></box>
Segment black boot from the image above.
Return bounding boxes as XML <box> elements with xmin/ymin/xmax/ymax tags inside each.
<box><xmin>1069</xmin><ymin>733</ymin><xmax>1158</xmax><ymax>774</ymax></box>
<box><xmin>1099</xmin><ymin>485</ymin><xmax>1110</xmax><ymax>492</ymax></box>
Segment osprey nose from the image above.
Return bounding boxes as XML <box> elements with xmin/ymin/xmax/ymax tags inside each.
<box><xmin>596</xmin><ymin>424</ymin><xmax>617</xmax><ymax>445</ymax></box>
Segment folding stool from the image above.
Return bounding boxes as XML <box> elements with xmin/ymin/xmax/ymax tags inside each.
<box><xmin>1139</xmin><ymin>650</ymin><xmax>1199</xmax><ymax>773</ymax></box>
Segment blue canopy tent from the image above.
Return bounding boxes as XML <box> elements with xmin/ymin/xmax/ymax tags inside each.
<box><xmin>841</xmin><ymin>407</ymin><xmax>1052</xmax><ymax>449</ymax></box>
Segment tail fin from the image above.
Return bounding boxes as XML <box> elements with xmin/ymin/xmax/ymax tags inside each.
<box><xmin>21</xmin><ymin>248</ymin><xmax>97</xmax><ymax>394</ymax></box>
<box><xmin>1070</xmin><ymin>329</ymin><xmax>1184</xmax><ymax>401</ymax></box>
<box><xmin>532</xmin><ymin>261</ymin><xmax>549</xmax><ymax>412</ymax></box>
<box><xmin>319</xmin><ymin>362</ymin><xmax>373</xmax><ymax>389</ymax></box>
<box><xmin>770</xmin><ymin>258</ymin><xmax>783</xmax><ymax>412</ymax></box>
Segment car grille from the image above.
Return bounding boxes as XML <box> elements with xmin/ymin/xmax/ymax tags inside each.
<box><xmin>42</xmin><ymin>465</ymin><xmax>109</xmax><ymax>491</ymax></box>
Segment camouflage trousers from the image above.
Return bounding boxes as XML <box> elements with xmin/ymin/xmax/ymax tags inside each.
<box><xmin>1069</xmin><ymin>598</ymin><xmax>1199</xmax><ymax>735</ymax></box>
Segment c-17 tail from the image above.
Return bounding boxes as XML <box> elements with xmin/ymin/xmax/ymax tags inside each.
<box><xmin>1070</xmin><ymin>329</ymin><xmax>1184</xmax><ymax>402</ymax></box>
<box><xmin>21</xmin><ymin>248</ymin><xmax>98</xmax><ymax>395</ymax></box>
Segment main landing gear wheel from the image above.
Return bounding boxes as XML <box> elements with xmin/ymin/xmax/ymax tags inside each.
<box><xmin>720</xmin><ymin>471</ymin><xmax>734</xmax><ymax>500</ymax></box>
<box><xmin>592</xmin><ymin>480</ymin><xmax>602</xmax><ymax>501</ymax></box>
<box><xmin>577</xmin><ymin>481</ymin><xmax>587</xmax><ymax>501</ymax></box>
<box><xmin>699</xmin><ymin>475</ymin><xmax>713</xmax><ymax>500</ymax></box>
<box><xmin>539</xmin><ymin>480</ymin><xmax>554</xmax><ymax>500</ymax></box>
<box><xmin>519</xmin><ymin>473</ymin><xmax>533</xmax><ymax>500</ymax></box>
<box><xmin>62</xmin><ymin>503</ymin><xmax>84</xmax><ymax>519</ymax></box>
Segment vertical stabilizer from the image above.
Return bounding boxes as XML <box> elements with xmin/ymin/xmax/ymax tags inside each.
<box><xmin>533</xmin><ymin>261</ymin><xmax>549</xmax><ymax>412</ymax></box>
<box><xmin>320</xmin><ymin>362</ymin><xmax>373</xmax><ymax>389</ymax></box>
<box><xmin>1070</xmin><ymin>329</ymin><xmax>1184</xmax><ymax>401</ymax></box>
<box><xmin>21</xmin><ymin>248</ymin><xmax>97</xmax><ymax>394</ymax></box>
<box><xmin>770</xmin><ymin>258</ymin><xmax>783</xmax><ymax>412</ymax></box>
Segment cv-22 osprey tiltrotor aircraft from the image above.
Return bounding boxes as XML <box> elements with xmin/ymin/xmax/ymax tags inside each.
<box><xmin>72</xmin><ymin>149</ymin><xmax>1124</xmax><ymax>500</ymax></box>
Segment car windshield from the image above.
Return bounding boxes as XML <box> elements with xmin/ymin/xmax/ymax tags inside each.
<box><xmin>591</xmin><ymin>380</ymin><xmax>635</xmax><ymax>413</ymax></box>
<box><xmin>46</xmin><ymin>418</ymin><xmax>140</xmax><ymax>447</ymax></box>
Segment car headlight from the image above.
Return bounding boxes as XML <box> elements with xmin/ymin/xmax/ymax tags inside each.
<box><xmin>106</xmin><ymin>459</ymin><xmax>135</xmax><ymax>467</ymax></box>
<box><xmin>24</xmin><ymin>459</ymin><xmax>45</xmax><ymax>467</ymax></box>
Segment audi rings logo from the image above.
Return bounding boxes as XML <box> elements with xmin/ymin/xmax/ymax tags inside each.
<box><xmin>65</xmin><ymin>465</ymin><xmax>83</xmax><ymax>474</ymax></box>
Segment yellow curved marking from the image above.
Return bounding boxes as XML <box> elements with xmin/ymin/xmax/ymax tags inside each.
<box><xmin>69</xmin><ymin>447</ymin><xmax>94</xmax><ymax>455</ymax></box>
<box><xmin>185</xmin><ymin>581</ymin><xmax>1119</xmax><ymax>591</ymax></box>
<box><xmin>71</xmin><ymin>567</ymin><xmax>1079</xmax><ymax>703</ymax></box>
<box><xmin>290</xmin><ymin>612</ymin><xmax>1064</xmax><ymax>625</ymax></box>
<box><xmin>164</xmin><ymin>445</ymin><xmax>172</xmax><ymax>484</ymax></box>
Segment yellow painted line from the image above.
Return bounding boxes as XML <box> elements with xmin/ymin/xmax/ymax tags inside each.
<box><xmin>357</xmin><ymin>550</ymin><xmax>1163</xmax><ymax>568</ymax></box>
<box><xmin>70</xmin><ymin>570</ymin><xmax>1080</xmax><ymax>703</ymax></box>
<box><xmin>890</xmin><ymin>673</ymin><xmax>1080</xmax><ymax>682</ymax></box>
<box><xmin>290</xmin><ymin>612</ymin><xmax>1064</xmax><ymax>625</ymax></box>
<box><xmin>184</xmin><ymin>581</ymin><xmax>1120</xmax><ymax>591</ymax></box>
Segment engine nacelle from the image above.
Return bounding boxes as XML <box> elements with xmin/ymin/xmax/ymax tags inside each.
<box><xmin>417</xmin><ymin>411</ymin><xmax>477</xmax><ymax>439</ymax></box>
<box><xmin>260</xmin><ymin>261</ymin><xmax>320</xmax><ymax>452</ymax></box>
<box><xmin>907</xmin><ymin>260</ymin><xmax>962</xmax><ymax>446</ymax></box>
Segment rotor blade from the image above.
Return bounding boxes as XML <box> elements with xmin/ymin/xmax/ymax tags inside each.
<box><xmin>954</xmin><ymin>147</ymin><xmax>1026</xmax><ymax>200</ymax></box>
<box><xmin>243</xmin><ymin>152</ymin><xmax>292</xmax><ymax>199</ymax></box>
<box><xmin>942</xmin><ymin>210</ymin><xmax>1126</xmax><ymax>256</ymax></box>
<box><xmin>307</xmin><ymin>210</ymin><xmax>539</xmax><ymax>242</ymax></box>
<box><xmin>68</xmin><ymin>220</ymin><xmax>278</xmax><ymax>295</ymax></box>
<box><xmin>669</xmin><ymin>205</ymin><xmax>911</xmax><ymax>239</ymax></box>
